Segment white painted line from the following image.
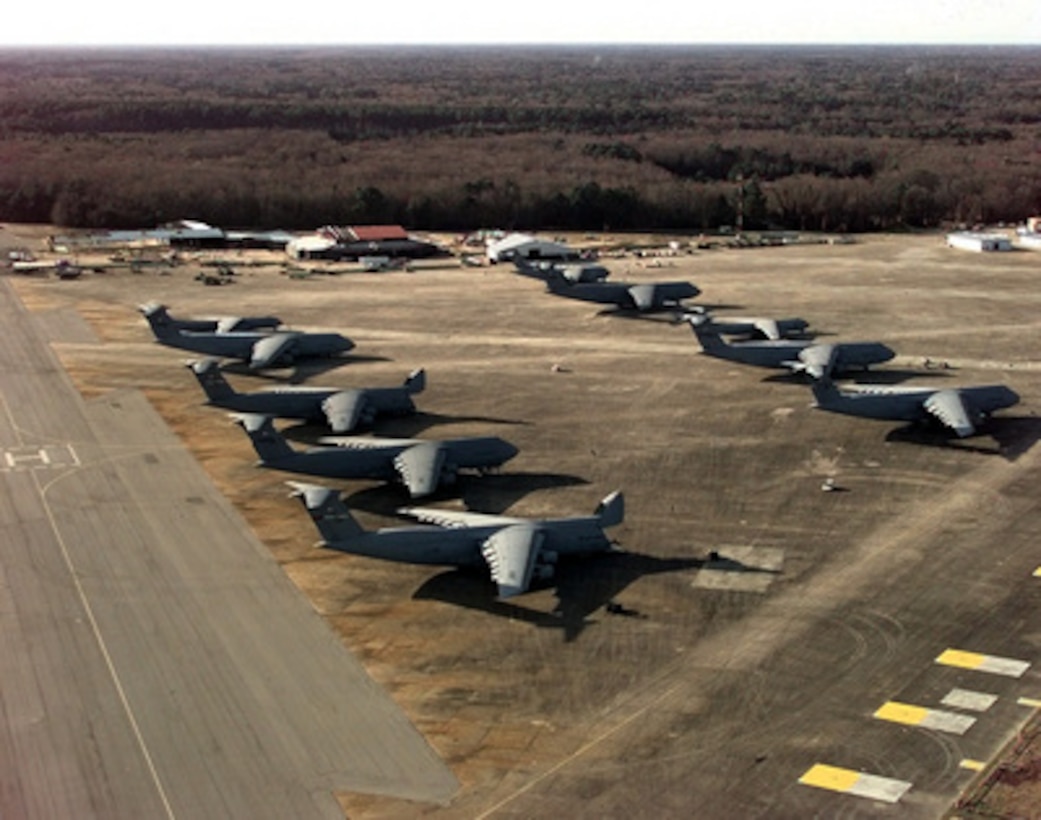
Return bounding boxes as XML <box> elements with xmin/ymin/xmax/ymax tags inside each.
<box><xmin>942</xmin><ymin>689</ymin><xmax>998</xmax><ymax>712</ymax></box>
<box><xmin>847</xmin><ymin>771</ymin><xmax>913</xmax><ymax>803</ymax></box>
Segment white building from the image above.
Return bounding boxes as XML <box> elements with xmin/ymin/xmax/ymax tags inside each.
<box><xmin>946</xmin><ymin>232</ymin><xmax>1012</xmax><ymax>252</ymax></box>
<box><xmin>485</xmin><ymin>232</ymin><xmax>576</xmax><ymax>263</ymax></box>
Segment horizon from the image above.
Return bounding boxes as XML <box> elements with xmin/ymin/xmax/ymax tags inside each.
<box><xmin>3</xmin><ymin>1</ymin><xmax>1039</xmax><ymax>49</ymax></box>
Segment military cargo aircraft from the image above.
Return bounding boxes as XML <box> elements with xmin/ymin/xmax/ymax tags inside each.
<box><xmin>809</xmin><ymin>378</ymin><xmax>1020</xmax><ymax>438</ymax></box>
<box><xmin>140</xmin><ymin>302</ymin><xmax>282</xmax><ymax>333</ymax></box>
<box><xmin>140</xmin><ymin>303</ymin><xmax>354</xmax><ymax>369</ymax></box>
<box><xmin>688</xmin><ymin>316</ymin><xmax>894</xmax><ymax>377</ymax></box>
<box><xmin>542</xmin><ymin>270</ymin><xmax>700</xmax><ymax>312</ymax></box>
<box><xmin>187</xmin><ymin>359</ymin><xmax>424</xmax><ymax>433</ymax></box>
<box><xmin>235</xmin><ymin>414</ymin><xmax>518</xmax><ymax>497</ymax></box>
<box><xmin>688</xmin><ymin>312</ymin><xmax>810</xmax><ymax>340</ymax></box>
<box><xmin>289</xmin><ymin>481</ymin><xmax>624</xmax><ymax>598</ymax></box>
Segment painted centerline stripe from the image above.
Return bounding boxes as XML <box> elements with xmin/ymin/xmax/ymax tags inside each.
<box><xmin>936</xmin><ymin>649</ymin><xmax>1030</xmax><ymax>678</ymax></box>
<box><xmin>799</xmin><ymin>763</ymin><xmax>911</xmax><ymax>803</ymax></box>
<box><xmin>874</xmin><ymin>700</ymin><xmax>976</xmax><ymax>735</ymax></box>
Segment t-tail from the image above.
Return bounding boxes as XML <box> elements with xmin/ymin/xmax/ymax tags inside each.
<box><xmin>687</xmin><ymin>315</ymin><xmax>727</xmax><ymax>353</ymax></box>
<box><xmin>138</xmin><ymin>303</ymin><xmax>179</xmax><ymax>340</ymax></box>
<box><xmin>596</xmin><ymin>491</ymin><xmax>625</xmax><ymax>528</ymax></box>
<box><xmin>186</xmin><ymin>358</ymin><xmax>237</xmax><ymax>402</ymax></box>
<box><xmin>809</xmin><ymin>376</ymin><xmax>842</xmax><ymax>407</ymax></box>
<box><xmin>233</xmin><ymin>414</ymin><xmax>296</xmax><ymax>462</ymax></box>
<box><xmin>405</xmin><ymin>368</ymin><xmax>426</xmax><ymax>395</ymax></box>
<box><xmin>287</xmin><ymin>482</ymin><xmax>365</xmax><ymax>544</ymax></box>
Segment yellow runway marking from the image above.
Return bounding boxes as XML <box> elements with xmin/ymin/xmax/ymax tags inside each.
<box><xmin>1034</xmin><ymin>567</ymin><xmax>1041</xmax><ymax>578</ymax></box>
<box><xmin>799</xmin><ymin>763</ymin><xmax>911</xmax><ymax>803</ymax></box>
<box><xmin>1017</xmin><ymin>697</ymin><xmax>1041</xmax><ymax>708</ymax></box>
<box><xmin>874</xmin><ymin>700</ymin><xmax>976</xmax><ymax>735</ymax></box>
<box><xmin>960</xmin><ymin>759</ymin><xmax>986</xmax><ymax>772</ymax></box>
<box><xmin>936</xmin><ymin>648</ymin><xmax>1030</xmax><ymax>678</ymax></box>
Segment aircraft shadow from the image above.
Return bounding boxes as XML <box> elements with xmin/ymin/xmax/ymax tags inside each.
<box><xmin>339</xmin><ymin>471</ymin><xmax>589</xmax><ymax>517</ymax></box>
<box><xmin>221</xmin><ymin>354</ymin><xmax>390</xmax><ymax>384</ymax></box>
<box><xmin>845</xmin><ymin>368</ymin><xmax>953</xmax><ymax>385</ymax></box>
<box><xmin>277</xmin><ymin>412</ymin><xmax>530</xmax><ymax>446</ymax></box>
<box><xmin>367</xmin><ymin>412</ymin><xmax>532</xmax><ymax>437</ymax></box>
<box><xmin>412</xmin><ymin>550</ymin><xmax>708</xmax><ymax>642</ymax></box>
<box><xmin>884</xmin><ymin>415</ymin><xmax>1041</xmax><ymax>461</ymax></box>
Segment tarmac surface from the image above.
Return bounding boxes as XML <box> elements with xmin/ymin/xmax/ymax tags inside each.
<box><xmin>0</xmin><ymin>267</ymin><xmax>456</xmax><ymax>817</ymax></box>
<box><xmin>2</xmin><ymin>226</ymin><xmax>1040</xmax><ymax>818</ymax></box>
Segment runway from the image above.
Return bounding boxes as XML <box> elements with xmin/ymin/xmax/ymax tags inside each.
<box><xmin>0</xmin><ymin>279</ymin><xmax>457</xmax><ymax>818</ymax></box>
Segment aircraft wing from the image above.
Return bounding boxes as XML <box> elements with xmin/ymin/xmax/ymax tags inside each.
<box><xmin>481</xmin><ymin>524</ymin><xmax>543</xmax><ymax>598</ymax></box>
<box><xmin>397</xmin><ymin>507</ymin><xmax>521</xmax><ymax>529</ymax></box>
<box><xmin>795</xmin><ymin>344</ymin><xmax>837</xmax><ymax>379</ymax></box>
<box><xmin>214</xmin><ymin>316</ymin><xmax>243</xmax><ymax>333</ymax></box>
<box><xmin>626</xmin><ymin>284</ymin><xmax>656</xmax><ymax>311</ymax></box>
<box><xmin>924</xmin><ymin>390</ymin><xmax>975</xmax><ymax>437</ymax></box>
<box><xmin>249</xmin><ymin>332</ymin><xmax>297</xmax><ymax>368</ymax></box>
<box><xmin>321</xmin><ymin>391</ymin><xmax>366</xmax><ymax>434</ymax></box>
<box><xmin>319</xmin><ymin>436</ymin><xmax>417</xmax><ymax>449</ymax></box>
<box><xmin>393</xmin><ymin>441</ymin><xmax>447</xmax><ymax>497</ymax></box>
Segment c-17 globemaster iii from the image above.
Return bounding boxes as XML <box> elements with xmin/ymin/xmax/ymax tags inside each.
<box><xmin>688</xmin><ymin>315</ymin><xmax>894</xmax><ymax>378</ymax></box>
<box><xmin>140</xmin><ymin>303</ymin><xmax>354</xmax><ymax>369</ymax></box>
<box><xmin>235</xmin><ymin>414</ymin><xmax>518</xmax><ymax>497</ymax></box>
<box><xmin>187</xmin><ymin>358</ymin><xmax>424</xmax><ymax>433</ymax></box>
<box><xmin>289</xmin><ymin>481</ymin><xmax>624</xmax><ymax>598</ymax></box>
<box><xmin>809</xmin><ymin>377</ymin><xmax>1020</xmax><ymax>438</ymax></box>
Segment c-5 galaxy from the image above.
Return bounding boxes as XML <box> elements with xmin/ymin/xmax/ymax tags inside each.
<box><xmin>688</xmin><ymin>316</ymin><xmax>894</xmax><ymax>378</ymax></box>
<box><xmin>542</xmin><ymin>270</ymin><xmax>701</xmax><ymax>312</ymax></box>
<box><xmin>140</xmin><ymin>303</ymin><xmax>354</xmax><ymax>369</ymax></box>
<box><xmin>235</xmin><ymin>414</ymin><xmax>518</xmax><ymax>497</ymax></box>
<box><xmin>809</xmin><ymin>378</ymin><xmax>1020</xmax><ymax>437</ymax></box>
<box><xmin>187</xmin><ymin>358</ymin><xmax>424</xmax><ymax>433</ymax></box>
<box><xmin>290</xmin><ymin>481</ymin><xmax>624</xmax><ymax>598</ymax></box>
<box><xmin>140</xmin><ymin>302</ymin><xmax>282</xmax><ymax>333</ymax></box>
<box><xmin>689</xmin><ymin>312</ymin><xmax>810</xmax><ymax>341</ymax></box>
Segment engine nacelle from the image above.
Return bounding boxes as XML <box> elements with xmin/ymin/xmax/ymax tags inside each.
<box><xmin>533</xmin><ymin>564</ymin><xmax>555</xmax><ymax>581</ymax></box>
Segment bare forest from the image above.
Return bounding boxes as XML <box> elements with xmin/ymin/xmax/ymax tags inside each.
<box><xmin>1</xmin><ymin>45</ymin><xmax>1039</xmax><ymax>232</ymax></box>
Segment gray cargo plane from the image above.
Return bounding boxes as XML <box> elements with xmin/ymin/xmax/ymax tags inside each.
<box><xmin>235</xmin><ymin>414</ymin><xmax>518</xmax><ymax>497</ymax></box>
<box><xmin>140</xmin><ymin>303</ymin><xmax>354</xmax><ymax>369</ymax></box>
<box><xmin>543</xmin><ymin>270</ymin><xmax>700</xmax><ymax>312</ymax></box>
<box><xmin>140</xmin><ymin>302</ymin><xmax>282</xmax><ymax>333</ymax></box>
<box><xmin>689</xmin><ymin>313</ymin><xmax>810</xmax><ymax>340</ymax></box>
<box><xmin>809</xmin><ymin>378</ymin><xmax>1020</xmax><ymax>437</ymax></box>
<box><xmin>187</xmin><ymin>358</ymin><xmax>424</xmax><ymax>433</ymax></box>
<box><xmin>688</xmin><ymin>316</ymin><xmax>894</xmax><ymax>377</ymax></box>
<box><xmin>289</xmin><ymin>481</ymin><xmax>624</xmax><ymax>598</ymax></box>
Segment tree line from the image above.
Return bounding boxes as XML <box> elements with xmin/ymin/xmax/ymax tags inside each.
<box><xmin>0</xmin><ymin>46</ymin><xmax>1039</xmax><ymax>231</ymax></box>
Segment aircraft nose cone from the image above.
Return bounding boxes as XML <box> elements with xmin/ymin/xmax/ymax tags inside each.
<box><xmin>336</xmin><ymin>336</ymin><xmax>355</xmax><ymax>353</ymax></box>
<box><xmin>496</xmin><ymin>439</ymin><xmax>520</xmax><ymax>464</ymax></box>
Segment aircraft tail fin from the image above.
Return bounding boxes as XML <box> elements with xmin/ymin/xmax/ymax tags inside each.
<box><xmin>405</xmin><ymin>368</ymin><xmax>426</xmax><ymax>395</ymax></box>
<box><xmin>596</xmin><ymin>491</ymin><xmax>625</xmax><ymax>529</ymax></box>
<box><xmin>687</xmin><ymin>316</ymin><xmax>726</xmax><ymax>352</ymax></box>
<box><xmin>186</xmin><ymin>358</ymin><xmax>237</xmax><ymax>401</ymax></box>
<box><xmin>287</xmin><ymin>482</ymin><xmax>365</xmax><ymax>544</ymax></box>
<box><xmin>809</xmin><ymin>376</ymin><xmax>841</xmax><ymax>407</ymax></box>
<box><xmin>138</xmin><ymin>302</ymin><xmax>178</xmax><ymax>339</ymax></box>
<box><xmin>233</xmin><ymin>414</ymin><xmax>295</xmax><ymax>462</ymax></box>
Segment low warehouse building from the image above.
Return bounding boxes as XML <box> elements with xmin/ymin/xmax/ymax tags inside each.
<box><xmin>946</xmin><ymin>232</ymin><xmax>1012</xmax><ymax>252</ymax></box>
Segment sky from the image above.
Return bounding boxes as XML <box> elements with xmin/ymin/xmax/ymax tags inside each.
<box><xmin>2</xmin><ymin>0</ymin><xmax>1039</xmax><ymax>47</ymax></box>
